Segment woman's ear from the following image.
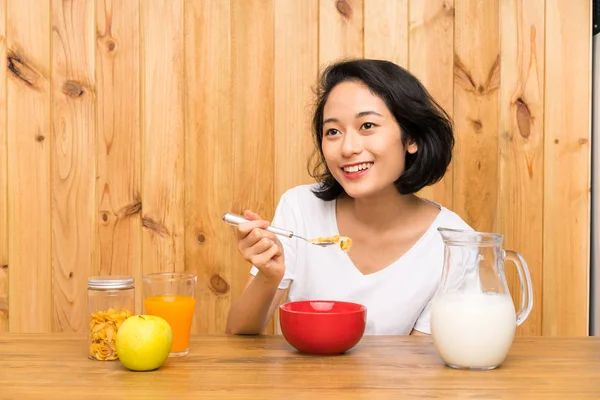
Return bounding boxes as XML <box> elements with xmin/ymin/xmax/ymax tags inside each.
<box><xmin>407</xmin><ymin>140</ymin><xmax>418</xmax><ymax>154</ymax></box>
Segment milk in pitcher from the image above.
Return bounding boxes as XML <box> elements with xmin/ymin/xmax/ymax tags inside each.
<box><xmin>430</xmin><ymin>292</ymin><xmax>517</xmax><ymax>369</ymax></box>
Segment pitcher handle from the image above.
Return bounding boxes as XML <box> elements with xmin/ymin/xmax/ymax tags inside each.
<box><xmin>504</xmin><ymin>250</ymin><xmax>534</xmax><ymax>326</ymax></box>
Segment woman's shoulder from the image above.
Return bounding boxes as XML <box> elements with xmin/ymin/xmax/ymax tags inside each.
<box><xmin>274</xmin><ymin>183</ymin><xmax>334</xmax><ymax>233</ymax></box>
<box><xmin>422</xmin><ymin>198</ymin><xmax>473</xmax><ymax>232</ymax></box>
<box><xmin>279</xmin><ymin>183</ymin><xmax>330</xmax><ymax>208</ymax></box>
<box><xmin>437</xmin><ymin>205</ymin><xmax>474</xmax><ymax>231</ymax></box>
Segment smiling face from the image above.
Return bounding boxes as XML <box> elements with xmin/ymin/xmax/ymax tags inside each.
<box><xmin>321</xmin><ymin>80</ymin><xmax>417</xmax><ymax>199</ymax></box>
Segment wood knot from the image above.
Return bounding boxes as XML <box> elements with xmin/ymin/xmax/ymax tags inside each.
<box><xmin>120</xmin><ymin>200</ymin><xmax>142</xmax><ymax>217</ymax></box>
<box><xmin>101</xmin><ymin>213</ymin><xmax>109</xmax><ymax>222</ymax></box>
<box><xmin>477</xmin><ymin>161</ymin><xmax>481</xmax><ymax>170</ymax></box>
<box><xmin>1</xmin><ymin>265</ymin><xmax>7</xmax><ymax>269</ymax></box>
<box><xmin>142</xmin><ymin>217</ymin><xmax>170</xmax><ymax>237</ymax></box>
<box><xmin>7</xmin><ymin>52</ymin><xmax>42</xmax><ymax>88</ymax></box>
<box><xmin>515</xmin><ymin>98</ymin><xmax>531</xmax><ymax>139</ymax></box>
<box><xmin>209</xmin><ymin>274</ymin><xmax>230</xmax><ymax>294</ymax></box>
<box><xmin>336</xmin><ymin>0</ymin><xmax>352</xmax><ymax>18</ymax></box>
<box><xmin>197</xmin><ymin>234</ymin><xmax>205</xmax><ymax>244</ymax></box>
<box><xmin>502</xmin><ymin>131</ymin><xmax>513</xmax><ymax>142</ymax></box>
<box><xmin>470</xmin><ymin>119</ymin><xmax>483</xmax><ymax>132</ymax></box>
<box><xmin>62</xmin><ymin>81</ymin><xmax>84</xmax><ymax>97</ymax></box>
<box><xmin>107</xmin><ymin>39</ymin><xmax>117</xmax><ymax>52</ymax></box>
<box><xmin>454</xmin><ymin>56</ymin><xmax>476</xmax><ymax>92</ymax></box>
<box><xmin>35</xmin><ymin>135</ymin><xmax>45</xmax><ymax>142</ymax></box>
<box><xmin>554</xmin><ymin>139</ymin><xmax>559</xmax><ymax>144</ymax></box>
<box><xmin>442</xmin><ymin>1</ymin><xmax>455</xmax><ymax>16</ymax></box>
<box><xmin>579</xmin><ymin>138</ymin><xmax>589</xmax><ymax>145</ymax></box>
<box><xmin>69</xmin><ymin>272</ymin><xmax>73</xmax><ymax>278</ymax></box>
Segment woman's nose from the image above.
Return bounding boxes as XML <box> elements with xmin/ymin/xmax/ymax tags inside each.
<box><xmin>341</xmin><ymin>131</ymin><xmax>362</xmax><ymax>157</ymax></box>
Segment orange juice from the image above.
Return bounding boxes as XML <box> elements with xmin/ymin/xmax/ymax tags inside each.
<box><xmin>144</xmin><ymin>295</ymin><xmax>196</xmax><ymax>354</ymax></box>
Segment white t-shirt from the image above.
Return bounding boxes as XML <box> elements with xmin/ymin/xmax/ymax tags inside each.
<box><xmin>250</xmin><ymin>184</ymin><xmax>472</xmax><ymax>335</ymax></box>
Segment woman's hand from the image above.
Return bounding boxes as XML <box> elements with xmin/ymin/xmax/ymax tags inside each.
<box><xmin>236</xmin><ymin>210</ymin><xmax>285</xmax><ymax>284</ymax></box>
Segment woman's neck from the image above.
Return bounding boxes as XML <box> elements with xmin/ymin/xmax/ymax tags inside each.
<box><xmin>339</xmin><ymin>186</ymin><xmax>421</xmax><ymax>230</ymax></box>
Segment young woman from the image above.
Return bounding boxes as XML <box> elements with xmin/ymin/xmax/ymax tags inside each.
<box><xmin>226</xmin><ymin>59</ymin><xmax>472</xmax><ymax>336</ymax></box>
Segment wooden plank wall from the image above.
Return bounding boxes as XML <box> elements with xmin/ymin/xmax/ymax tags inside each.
<box><xmin>51</xmin><ymin>0</ymin><xmax>96</xmax><ymax>333</ymax></box>
<box><xmin>0</xmin><ymin>0</ymin><xmax>6</xmax><ymax>331</ymax></box>
<box><xmin>7</xmin><ymin>0</ymin><xmax>52</xmax><ymax>332</ymax></box>
<box><xmin>498</xmin><ymin>0</ymin><xmax>545</xmax><ymax>336</ymax></box>
<box><xmin>0</xmin><ymin>0</ymin><xmax>592</xmax><ymax>337</ymax></box>
<box><xmin>96</xmin><ymin>0</ymin><xmax>142</xmax><ymax>314</ymax></box>
<box><xmin>543</xmin><ymin>0</ymin><xmax>591</xmax><ymax>336</ymax></box>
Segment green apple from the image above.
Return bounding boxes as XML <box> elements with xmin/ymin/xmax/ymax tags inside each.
<box><xmin>115</xmin><ymin>315</ymin><xmax>173</xmax><ymax>371</ymax></box>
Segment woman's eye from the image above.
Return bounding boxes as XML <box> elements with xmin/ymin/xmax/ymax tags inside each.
<box><xmin>325</xmin><ymin>128</ymin><xmax>340</xmax><ymax>136</ymax></box>
<box><xmin>361</xmin><ymin>122</ymin><xmax>375</xmax><ymax>130</ymax></box>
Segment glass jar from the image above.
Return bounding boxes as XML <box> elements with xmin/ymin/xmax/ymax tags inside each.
<box><xmin>87</xmin><ymin>276</ymin><xmax>135</xmax><ymax>361</ymax></box>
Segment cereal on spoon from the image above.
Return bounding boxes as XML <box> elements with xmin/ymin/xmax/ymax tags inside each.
<box><xmin>309</xmin><ymin>235</ymin><xmax>352</xmax><ymax>252</ymax></box>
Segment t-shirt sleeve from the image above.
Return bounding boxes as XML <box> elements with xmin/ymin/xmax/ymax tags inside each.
<box><xmin>249</xmin><ymin>191</ymin><xmax>299</xmax><ymax>290</ymax></box>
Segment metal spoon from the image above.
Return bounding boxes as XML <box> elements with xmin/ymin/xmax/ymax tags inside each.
<box><xmin>222</xmin><ymin>212</ymin><xmax>338</xmax><ymax>247</ymax></box>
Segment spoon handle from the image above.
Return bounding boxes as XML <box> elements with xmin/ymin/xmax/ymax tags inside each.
<box><xmin>222</xmin><ymin>212</ymin><xmax>294</xmax><ymax>238</ymax></box>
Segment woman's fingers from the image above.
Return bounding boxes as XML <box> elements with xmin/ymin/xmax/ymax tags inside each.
<box><xmin>243</xmin><ymin>209</ymin><xmax>262</xmax><ymax>220</ymax></box>
<box><xmin>233</xmin><ymin>209</ymin><xmax>283</xmax><ymax>274</ymax></box>
<box><xmin>249</xmin><ymin>241</ymin><xmax>281</xmax><ymax>269</ymax></box>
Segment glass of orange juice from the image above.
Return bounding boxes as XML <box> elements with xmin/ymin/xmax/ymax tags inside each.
<box><xmin>142</xmin><ymin>272</ymin><xmax>197</xmax><ymax>357</ymax></box>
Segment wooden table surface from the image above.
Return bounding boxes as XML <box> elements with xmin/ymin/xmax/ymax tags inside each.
<box><xmin>1</xmin><ymin>334</ymin><xmax>599</xmax><ymax>399</ymax></box>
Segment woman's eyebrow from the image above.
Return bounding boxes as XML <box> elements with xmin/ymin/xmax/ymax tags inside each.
<box><xmin>356</xmin><ymin>110</ymin><xmax>383</xmax><ymax>118</ymax></box>
<box><xmin>323</xmin><ymin>110</ymin><xmax>383</xmax><ymax>125</ymax></box>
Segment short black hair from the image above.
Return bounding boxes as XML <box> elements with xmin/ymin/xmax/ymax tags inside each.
<box><xmin>308</xmin><ymin>58</ymin><xmax>454</xmax><ymax>201</ymax></box>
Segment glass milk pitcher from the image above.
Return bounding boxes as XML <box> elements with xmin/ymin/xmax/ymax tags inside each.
<box><xmin>430</xmin><ymin>228</ymin><xmax>533</xmax><ymax>370</ymax></box>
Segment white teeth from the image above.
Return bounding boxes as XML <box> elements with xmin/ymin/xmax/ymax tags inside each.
<box><xmin>343</xmin><ymin>163</ymin><xmax>373</xmax><ymax>173</ymax></box>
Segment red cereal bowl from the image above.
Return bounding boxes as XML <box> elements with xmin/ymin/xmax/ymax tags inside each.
<box><xmin>279</xmin><ymin>300</ymin><xmax>367</xmax><ymax>355</ymax></box>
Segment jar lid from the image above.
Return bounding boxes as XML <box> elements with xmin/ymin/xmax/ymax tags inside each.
<box><xmin>88</xmin><ymin>276</ymin><xmax>134</xmax><ymax>290</ymax></box>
